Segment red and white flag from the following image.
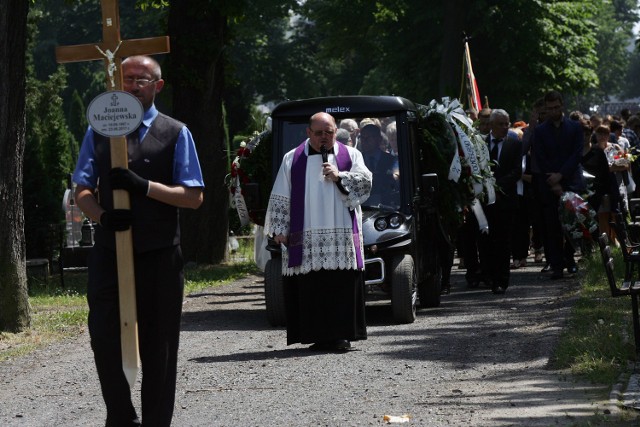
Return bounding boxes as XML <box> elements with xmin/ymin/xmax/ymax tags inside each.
<box><xmin>464</xmin><ymin>40</ymin><xmax>482</xmax><ymax>112</ymax></box>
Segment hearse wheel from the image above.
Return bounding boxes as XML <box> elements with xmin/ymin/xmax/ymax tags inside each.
<box><xmin>391</xmin><ymin>254</ymin><xmax>417</xmax><ymax>324</ymax></box>
<box><xmin>264</xmin><ymin>258</ymin><xmax>286</xmax><ymax>326</ymax></box>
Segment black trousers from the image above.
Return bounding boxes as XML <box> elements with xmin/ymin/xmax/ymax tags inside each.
<box><xmin>87</xmin><ymin>245</ymin><xmax>184</xmax><ymax>427</ymax></box>
<box><xmin>478</xmin><ymin>203</ymin><xmax>515</xmax><ymax>287</ymax></box>
<box><xmin>512</xmin><ymin>195</ymin><xmax>531</xmax><ymax>261</ymax></box>
<box><xmin>461</xmin><ymin>212</ymin><xmax>482</xmax><ymax>283</ymax></box>
<box><xmin>541</xmin><ymin>194</ymin><xmax>559</xmax><ymax>270</ymax></box>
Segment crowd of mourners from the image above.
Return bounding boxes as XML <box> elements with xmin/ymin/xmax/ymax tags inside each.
<box><xmin>449</xmin><ymin>90</ymin><xmax>640</xmax><ymax>295</ymax></box>
<box><xmin>263</xmin><ymin>92</ymin><xmax>640</xmax><ymax>299</ymax></box>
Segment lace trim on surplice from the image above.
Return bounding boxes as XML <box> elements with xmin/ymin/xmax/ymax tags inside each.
<box><xmin>282</xmin><ymin>228</ymin><xmax>359</xmax><ymax>276</ymax></box>
<box><xmin>264</xmin><ymin>194</ymin><xmax>290</xmax><ymax>237</ymax></box>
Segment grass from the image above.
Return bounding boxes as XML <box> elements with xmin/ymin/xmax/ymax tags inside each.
<box><xmin>552</xmin><ymin>246</ymin><xmax>636</xmax><ymax>385</ymax></box>
<box><xmin>0</xmin><ymin>257</ymin><xmax>259</xmax><ymax>362</ymax></box>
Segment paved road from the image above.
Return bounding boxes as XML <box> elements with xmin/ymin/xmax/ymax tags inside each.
<box><xmin>0</xmin><ymin>261</ymin><xmax>631</xmax><ymax>426</ymax></box>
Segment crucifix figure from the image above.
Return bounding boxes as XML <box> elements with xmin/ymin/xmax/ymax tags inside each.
<box><xmin>95</xmin><ymin>40</ymin><xmax>122</xmax><ymax>88</ymax></box>
<box><xmin>58</xmin><ymin>2</ymin><xmax>204</xmax><ymax>425</ymax></box>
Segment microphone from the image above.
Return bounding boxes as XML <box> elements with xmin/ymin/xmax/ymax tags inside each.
<box><xmin>321</xmin><ymin>144</ymin><xmax>329</xmax><ymax>163</ymax></box>
<box><xmin>321</xmin><ymin>144</ymin><xmax>349</xmax><ymax>195</ymax></box>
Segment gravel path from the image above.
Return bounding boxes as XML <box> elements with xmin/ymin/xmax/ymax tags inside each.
<box><xmin>0</xmin><ymin>261</ymin><xmax>637</xmax><ymax>426</ymax></box>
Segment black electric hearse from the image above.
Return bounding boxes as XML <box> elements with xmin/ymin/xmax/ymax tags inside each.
<box><xmin>263</xmin><ymin>96</ymin><xmax>442</xmax><ymax>325</ymax></box>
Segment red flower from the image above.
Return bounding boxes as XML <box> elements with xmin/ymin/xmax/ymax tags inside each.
<box><xmin>238</xmin><ymin>147</ymin><xmax>249</xmax><ymax>157</ymax></box>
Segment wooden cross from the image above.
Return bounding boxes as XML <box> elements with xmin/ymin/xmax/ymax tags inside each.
<box><xmin>55</xmin><ymin>0</ymin><xmax>170</xmax><ymax>389</ymax></box>
<box><xmin>56</xmin><ymin>0</ymin><xmax>169</xmax><ymax>91</ymax></box>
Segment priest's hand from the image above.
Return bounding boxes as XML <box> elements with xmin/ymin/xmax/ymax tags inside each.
<box><xmin>109</xmin><ymin>167</ymin><xmax>150</xmax><ymax>195</ymax></box>
<box><xmin>274</xmin><ymin>234</ymin><xmax>288</xmax><ymax>245</ymax></box>
<box><xmin>100</xmin><ymin>209</ymin><xmax>133</xmax><ymax>231</ymax></box>
<box><xmin>322</xmin><ymin>162</ymin><xmax>339</xmax><ymax>182</ymax></box>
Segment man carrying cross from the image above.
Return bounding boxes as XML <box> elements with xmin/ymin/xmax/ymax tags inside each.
<box><xmin>72</xmin><ymin>55</ymin><xmax>204</xmax><ymax>426</ymax></box>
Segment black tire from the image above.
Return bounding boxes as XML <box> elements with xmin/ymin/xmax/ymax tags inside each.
<box><xmin>264</xmin><ymin>259</ymin><xmax>286</xmax><ymax>326</ymax></box>
<box><xmin>391</xmin><ymin>254</ymin><xmax>417</xmax><ymax>324</ymax></box>
<box><xmin>418</xmin><ymin>264</ymin><xmax>442</xmax><ymax>308</ymax></box>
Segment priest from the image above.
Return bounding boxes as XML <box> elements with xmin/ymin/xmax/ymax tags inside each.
<box><xmin>264</xmin><ymin>112</ymin><xmax>372</xmax><ymax>351</ymax></box>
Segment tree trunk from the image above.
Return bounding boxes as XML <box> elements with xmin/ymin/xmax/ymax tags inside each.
<box><xmin>438</xmin><ymin>0</ymin><xmax>465</xmax><ymax>100</ymax></box>
<box><xmin>0</xmin><ymin>0</ymin><xmax>31</xmax><ymax>331</ymax></box>
<box><xmin>168</xmin><ymin>2</ymin><xmax>229</xmax><ymax>264</ymax></box>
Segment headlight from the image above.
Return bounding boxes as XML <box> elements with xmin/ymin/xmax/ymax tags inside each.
<box><xmin>388</xmin><ymin>214</ymin><xmax>403</xmax><ymax>229</ymax></box>
<box><xmin>374</xmin><ymin>217</ymin><xmax>388</xmax><ymax>231</ymax></box>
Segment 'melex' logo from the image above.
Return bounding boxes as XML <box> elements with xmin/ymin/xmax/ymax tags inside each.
<box><xmin>325</xmin><ymin>106</ymin><xmax>351</xmax><ymax>113</ymax></box>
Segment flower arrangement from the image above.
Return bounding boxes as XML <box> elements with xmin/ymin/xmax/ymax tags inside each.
<box><xmin>612</xmin><ymin>152</ymin><xmax>634</xmax><ymax>168</ymax></box>
<box><xmin>559</xmin><ymin>191</ymin><xmax>597</xmax><ymax>242</ymax></box>
<box><xmin>227</xmin><ymin>121</ymin><xmax>272</xmax><ymax>226</ymax></box>
<box><xmin>606</xmin><ymin>144</ymin><xmax>637</xmax><ymax>168</ymax></box>
<box><xmin>417</xmin><ymin>97</ymin><xmax>495</xmax><ymax>231</ymax></box>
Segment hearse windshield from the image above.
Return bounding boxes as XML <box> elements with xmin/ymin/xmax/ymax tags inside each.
<box><xmin>279</xmin><ymin>115</ymin><xmax>401</xmax><ymax>210</ymax></box>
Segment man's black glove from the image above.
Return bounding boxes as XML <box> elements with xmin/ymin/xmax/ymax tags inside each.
<box><xmin>109</xmin><ymin>167</ymin><xmax>149</xmax><ymax>195</ymax></box>
<box><xmin>99</xmin><ymin>209</ymin><xmax>133</xmax><ymax>231</ymax></box>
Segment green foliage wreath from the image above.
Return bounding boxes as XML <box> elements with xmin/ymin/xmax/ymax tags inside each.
<box><xmin>418</xmin><ymin>112</ymin><xmax>467</xmax><ymax>231</ymax></box>
<box><xmin>417</xmin><ymin>98</ymin><xmax>495</xmax><ymax>232</ymax></box>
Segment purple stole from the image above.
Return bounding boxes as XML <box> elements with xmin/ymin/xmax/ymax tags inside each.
<box><xmin>288</xmin><ymin>141</ymin><xmax>364</xmax><ymax>270</ymax></box>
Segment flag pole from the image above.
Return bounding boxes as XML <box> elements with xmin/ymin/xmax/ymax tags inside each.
<box><xmin>462</xmin><ymin>32</ymin><xmax>483</xmax><ymax>113</ymax></box>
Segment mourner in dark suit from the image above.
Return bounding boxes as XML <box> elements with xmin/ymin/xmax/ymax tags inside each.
<box><xmin>532</xmin><ymin>91</ymin><xmax>585</xmax><ymax>280</ymax></box>
<box><xmin>359</xmin><ymin>124</ymin><xmax>399</xmax><ymax>206</ymax></box>
<box><xmin>479</xmin><ymin>109</ymin><xmax>522</xmax><ymax>294</ymax></box>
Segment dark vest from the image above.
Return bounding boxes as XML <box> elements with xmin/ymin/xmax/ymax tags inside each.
<box><xmin>93</xmin><ymin>113</ymin><xmax>184</xmax><ymax>253</ymax></box>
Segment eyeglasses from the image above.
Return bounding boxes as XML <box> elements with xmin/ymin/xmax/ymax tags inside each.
<box><xmin>309</xmin><ymin>129</ymin><xmax>335</xmax><ymax>137</ymax></box>
<box><xmin>123</xmin><ymin>77</ymin><xmax>157</xmax><ymax>88</ymax></box>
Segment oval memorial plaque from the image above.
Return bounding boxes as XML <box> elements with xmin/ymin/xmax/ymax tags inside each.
<box><xmin>86</xmin><ymin>91</ymin><xmax>144</xmax><ymax>137</ymax></box>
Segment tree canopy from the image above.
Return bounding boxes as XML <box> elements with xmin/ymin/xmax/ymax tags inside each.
<box><xmin>207</xmin><ymin>0</ymin><xmax>639</xmax><ymax>121</ymax></box>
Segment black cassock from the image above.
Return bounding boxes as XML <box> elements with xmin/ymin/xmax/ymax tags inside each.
<box><xmin>284</xmin><ymin>269</ymin><xmax>367</xmax><ymax>345</ymax></box>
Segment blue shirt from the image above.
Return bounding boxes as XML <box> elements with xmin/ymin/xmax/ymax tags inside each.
<box><xmin>72</xmin><ymin>104</ymin><xmax>204</xmax><ymax>189</ymax></box>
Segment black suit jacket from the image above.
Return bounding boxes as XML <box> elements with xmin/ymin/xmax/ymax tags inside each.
<box><xmin>488</xmin><ymin>134</ymin><xmax>522</xmax><ymax>210</ymax></box>
<box><xmin>366</xmin><ymin>150</ymin><xmax>398</xmax><ymax>195</ymax></box>
<box><xmin>532</xmin><ymin>117</ymin><xmax>585</xmax><ymax>204</ymax></box>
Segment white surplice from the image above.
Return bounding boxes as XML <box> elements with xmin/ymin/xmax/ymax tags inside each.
<box><xmin>264</xmin><ymin>139</ymin><xmax>372</xmax><ymax>276</ymax></box>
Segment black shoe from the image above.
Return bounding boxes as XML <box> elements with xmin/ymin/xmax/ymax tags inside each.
<box><xmin>491</xmin><ymin>286</ymin><xmax>506</xmax><ymax>294</ymax></box>
<box><xmin>541</xmin><ymin>263</ymin><xmax>552</xmax><ymax>273</ymax></box>
<box><xmin>550</xmin><ymin>270</ymin><xmax>563</xmax><ymax>280</ymax></box>
<box><xmin>492</xmin><ymin>282</ymin><xmax>507</xmax><ymax>294</ymax></box>
<box><xmin>567</xmin><ymin>265</ymin><xmax>578</xmax><ymax>275</ymax></box>
<box><xmin>308</xmin><ymin>342</ymin><xmax>331</xmax><ymax>351</ymax></box>
<box><xmin>333</xmin><ymin>339</ymin><xmax>351</xmax><ymax>351</ymax></box>
<box><xmin>441</xmin><ymin>285</ymin><xmax>451</xmax><ymax>295</ymax></box>
<box><xmin>309</xmin><ymin>340</ymin><xmax>352</xmax><ymax>352</ymax></box>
